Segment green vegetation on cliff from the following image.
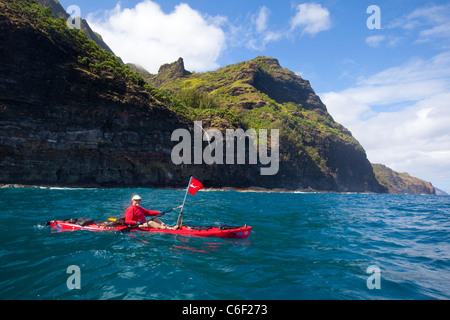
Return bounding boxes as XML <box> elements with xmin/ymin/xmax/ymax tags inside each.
<box><xmin>3</xmin><ymin>0</ymin><xmax>145</xmax><ymax>87</ymax></box>
<box><xmin>35</xmin><ymin>0</ymin><xmax>119</xmax><ymax>58</ymax></box>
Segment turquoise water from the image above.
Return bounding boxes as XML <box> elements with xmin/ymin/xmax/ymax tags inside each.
<box><xmin>0</xmin><ymin>187</ymin><xmax>449</xmax><ymax>300</ymax></box>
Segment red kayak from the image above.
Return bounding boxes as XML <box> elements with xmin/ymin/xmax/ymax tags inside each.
<box><xmin>46</xmin><ymin>219</ymin><xmax>251</xmax><ymax>239</ymax></box>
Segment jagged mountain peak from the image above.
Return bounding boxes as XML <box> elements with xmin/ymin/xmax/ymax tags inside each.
<box><xmin>149</xmin><ymin>57</ymin><xmax>191</xmax><ymax>87</ymax></box>
<box><xmin>158</xmin><ymin>57</ymin><xmax>186</xmax><ymax>74</ymax></box>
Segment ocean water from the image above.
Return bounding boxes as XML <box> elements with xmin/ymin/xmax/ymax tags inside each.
<box><xmin>0</xmin><ymin>187</ymin><xmax>449</xmax><ymax>300</ymax></box>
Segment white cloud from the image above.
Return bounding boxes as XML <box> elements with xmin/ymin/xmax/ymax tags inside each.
<box><xmin>365</xmin><ymin>35</ymin><xmax>403</xmax><ymax>48</ymax></box>
<box><xmin>234</xmin><ymin>3</ymin><xmax>332</xmax><ymax>51</ymax></box>
<box><xmin>86</xmin><ymin>2</ymin><xmax>335</xmax><ymax>70</ymax></box>
<box><xmin>342</xmin><ymin>53</ymin><xmax>450</xmax><ymax>106</ymax></box>
<box><xmin>290</xmin><ymin>3</ymin><xmax>331</xmax><ymax>36</ymax></box>
<box><xmin>390</xmin><ymin>4</ymin><xmax>450</xmax><ymax>45</ymax></box>
<box><xmin>365</xmin><ymin>35</ymin><xmax>385</xmax><ymax>47</ymax></box>
<box><xmin>255</xmin><ymin>6</ymin><xmax>270</xmax><ymax>33</ymax></box>
<box><xmin>321</xmin><ymin>52</ymin><xmax>450</xmax><ymax>192</ymax></box>
<box><xmin>87</xmin><ymin>0</ymin><xmax>226</xmax><ymax>73</ymax></box>
<box><xmin>229</xmin><ymin>6</ymin><xmax>283</xmax><ymax>51</ymax></box>
<box><xmin>366</xmin><ymin>4</ymin><xmax>450</xmax><ymax>49</ymax></box>
<box><xmin>364</xmin><ymin>35</ymin><xmax>402</xmax><ymax>48</ymax></box>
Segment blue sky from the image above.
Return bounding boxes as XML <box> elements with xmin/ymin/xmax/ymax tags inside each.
<box><xmin>59</xmin><ymin>0</ymin><xmax>450</xmax><ymax>192</ymax></box>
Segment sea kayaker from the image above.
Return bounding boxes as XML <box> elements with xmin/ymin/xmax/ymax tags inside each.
<box><xmin>124</xmin><ymin>195</ymin><xmax>175</xmax><ymax>230</ymax></box>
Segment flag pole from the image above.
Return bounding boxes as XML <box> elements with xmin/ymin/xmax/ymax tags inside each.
<box><xmin>176</xmin><ymin>176</ymin><xmax>192</xmax><ymax>229</ymax></box>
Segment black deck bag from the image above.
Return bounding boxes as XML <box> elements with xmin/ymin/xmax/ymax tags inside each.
<box><xmin>76</xmin><ymin>218</ymin><xmax>94</xmax><ymax>226</ymax></box>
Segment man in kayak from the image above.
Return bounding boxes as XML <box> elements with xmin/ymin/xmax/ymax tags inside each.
<box><xmin>124</xmin><ymin>195</ymin><xmax>176</xmax><ymax>230</ymax></box>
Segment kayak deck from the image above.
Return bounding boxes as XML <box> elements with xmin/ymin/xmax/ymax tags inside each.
<box><xmin>47</xmin><ymin>220</ymin><xmax>251</xmax><ymax>239</ymax></box>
